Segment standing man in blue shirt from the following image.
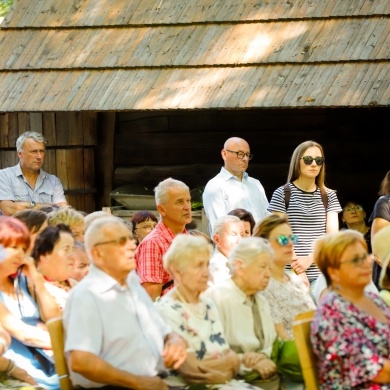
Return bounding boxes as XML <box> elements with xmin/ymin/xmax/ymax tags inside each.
<box><xmin>203</xmin><ymin>137</ymin><xmax>270</xmax><ymax>234</ymax></box>
<box><xmin>0</xmin><ymin>131</ymin><xmax>67</xmax><ymax>215</ymax></box>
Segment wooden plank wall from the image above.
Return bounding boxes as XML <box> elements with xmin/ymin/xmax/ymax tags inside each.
<box><xmin>0</xmin><ymin>112</ymin><xmax>98</xmax><ymax>213</ymax></box>
<box><xmin>114</xmin><ymin>107</ymin><xmax>389</xmax><ymax>217</ymax></box>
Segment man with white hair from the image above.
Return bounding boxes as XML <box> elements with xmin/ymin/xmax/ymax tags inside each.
<box><xmin>135</xmin><ymin>178</ymin><xmax>192</xmax><ymax>301</ymax></box>
<box><xmin>209</xmin><ymin>215</ymin><xmax>244</xmax><ymax>286</ymax></box>
<box><xmin>63</xmin><ymin>216</ymin><xmax>187</xmax><ymax>389</ymax></box>
<box><xmin>0</xmin><ymin>131</ymin><xmax>67</xmax><ymax>215</ymax></box>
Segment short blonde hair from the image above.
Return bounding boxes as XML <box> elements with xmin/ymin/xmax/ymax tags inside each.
<box><xmin>314</xmin><ymin>229</ymin><xmax>367</xmax><ymax>286</ymax></box>
<box><xmin>163</xmin><ymin>234</ymin><xmax>213</xmax><ymax>274</ymax></box>
<box><xmin>47</xmin><ymin>206</ymin><xmax>84</xmax><ymax>229</ymax></box>
<box><xmin>229</xmin><ymin>236</ymin><xmax>273</xmax><ymax>274</ymax></box>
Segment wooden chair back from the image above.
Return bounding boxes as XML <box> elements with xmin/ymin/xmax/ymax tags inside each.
<box><xmin>292</xmin><ymin>310</ymin><xmax>319</xmax><ymax>390</ymax></box>
<box><xmin>46</xmin><ymin>316</ymin><xmax>74</xmax><ymax>390</ymax></box>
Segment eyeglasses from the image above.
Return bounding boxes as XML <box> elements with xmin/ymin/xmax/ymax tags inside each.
<box><xmin>301</xmin><ymin>156</ymin><xmax>324</xmax><ymax>166</ymax></box>
<box><xmin>225</xmin><ymin>149</ymin><xmax>253</xmax><ymax>160</ymax></box>
<box><xmin>135</xmin><ymin>224</ymin><xmax>156</xmax><ymax>232</ymax></box>
<box><xmin>275</xmin><ymin>234</ymin><xmax>299</xmax><ymax>246</ymax></box>
<box><xmin>94</xmin><ymin>235</ymin><xmax>133</xmax><ymax>247</ymax></box>
<box><xmin>343</xmin><ymin>205</ymin><xmax>363</xmax><ymax>213</ymax></box>
<box><xmin>340</xmin><ymin>253</ymin><xmax>373</xmax><ymax>267</ymax></box>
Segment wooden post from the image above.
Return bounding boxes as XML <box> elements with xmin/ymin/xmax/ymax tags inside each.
<box><xmin>96</xmin><ymin>112</ymin><xmax>116</xmax><ymax>209</ymax></box>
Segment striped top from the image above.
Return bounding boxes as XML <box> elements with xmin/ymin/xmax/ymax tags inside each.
<box><xmin>268</xmin><ymin>182</ymin><xmax>341</xmax><ymax>281</ymax></box>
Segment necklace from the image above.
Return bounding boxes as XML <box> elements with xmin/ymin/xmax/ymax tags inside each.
<box><xmin>175</xmin><ymin>287</ymin><xmax>207</xmax><ymax>318</ymax></box>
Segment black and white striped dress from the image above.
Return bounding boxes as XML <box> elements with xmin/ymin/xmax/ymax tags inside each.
<box><xmin>268</xmin><ymin>182</ymin><xmax>342</xmax><ymax>281</ymax></box>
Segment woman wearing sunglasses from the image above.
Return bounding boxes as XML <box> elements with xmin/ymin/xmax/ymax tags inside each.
<box><xmin>268</xmin><ymin>140</ymin><xmax>342</xmax><ymax>287</ymax></box>
<box><xmin>253</xmin><ymin>214</ymin><xmax>316</xmax><ymax>341</ymax></box>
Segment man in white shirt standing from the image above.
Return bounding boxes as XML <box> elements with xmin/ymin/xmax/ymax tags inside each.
<box><xmin>202</xmin><ymin>137</ymin><xmax>270</xmax><ymax>234</ymax></box>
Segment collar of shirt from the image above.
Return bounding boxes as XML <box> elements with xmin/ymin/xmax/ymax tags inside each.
<box><xmin>15</xmin><ymin>163</ymin><xmax>47</xmax><ymax>181</ymax></box>
<box><xmin>87</xmin><ymin>265</ymin><xmax>131</xmax><ymax>293</ymax></box>
<box><xmin>225</xmin><ymin>277</ymin><xmax>250</xmax><ymax>305</ymax></box>
<box><xmin>220</xmin><ymin>167</ymin><xmax>248</xmax><ymax>182</ymax></box>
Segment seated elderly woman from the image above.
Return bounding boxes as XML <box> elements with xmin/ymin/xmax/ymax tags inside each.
<box><xmin>0</xmin><ymin>216</ymin><xmax>60</xmax><ymax>389</ymax></box>
<box><xmin>47</xmin><ymin>205</ymin><xmax>85</xmax><ymax>242</ymax></box>
<box><xmin>253</xmin><ymin>214</ymin><xmax>316</xmax><ymax>341</ymax></box>
<box><xmin>311</xmin><ymin>229</ymin><xmax>390</xmax><ymax>388</ymax></box>
<box><xmin>130</xmin><ymin>210</ymin><xmax>158</xmax><ymax>245</ymax></box>
<box><xmin>156</xmin><ymin>234</ymin><xmax>257</xmax><ymax>389</ymax></box>
<box><xmin>32</xmin><ymin>224</ymin><xmax>76</xmax><ymax>310</ymax></box>
<box><xmin>206</xmin><ymin>237</ymin><xmax>281</xmax><ymax>390</ymax></box>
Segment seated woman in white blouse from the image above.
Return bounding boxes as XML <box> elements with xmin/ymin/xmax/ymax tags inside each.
<box><xmin>205</xmin><ymin>237</ymin><xmax>280</xmax><ymax>389</ymax></box>
<box><xmin>156</xmin><ymin>234</ymin><xmax>258</xmax><ymax>389</ymax></box>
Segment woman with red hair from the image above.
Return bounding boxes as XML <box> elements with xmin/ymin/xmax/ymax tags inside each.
<box><xmin>0</xmin><ymin>216</ymin><xmax>61</xmax><ymax>389</ymax></box>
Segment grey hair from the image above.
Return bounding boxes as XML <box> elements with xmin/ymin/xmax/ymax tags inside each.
<box><xmin>213</xmin><ymin>215</ymin><xmax>242</xmax><ymax>236</ymax></box>
<box><xmin>229</xmin><ymin>236</ymin><xmax>274</xmax><ymax>274</ymax></box>
<box><xmin>84</xmin><ymin>216</ymin><xmax>128</xmax><ymax>257</ymax></box>
<box><xmin>16</xmin><ymin>132</ymin><xmax>47</xmax><ymax>152</ymax></box>
<box><xmin>154</xmin><ymin>177</ymin><xmax>189</xmax><ymax>205</ymax></box>
<box><xmin>163</xmin><ymin>234</ymin><xmax>213</xmax><ymax>274</ymax></box>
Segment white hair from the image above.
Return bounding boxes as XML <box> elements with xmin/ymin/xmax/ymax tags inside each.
<box><xmin>154</xmin><ymin>177</ymin><xmax>189</xmax><ymax>205</ymax></box>
<box><xmin>213</xmin><ymin>215</ymin><xmax>242</xmax><ymax>236</ymax></box>
<box><xmin>16</xmin><ymin>131</ymin><xmax>47</xmax><ymax>152</ymax></box>
<box><xmin>229</xmin><ymin>236</ymin><xmax>274</xmax><ymax>274</ymax></box>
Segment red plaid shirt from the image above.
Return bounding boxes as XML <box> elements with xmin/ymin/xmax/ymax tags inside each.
<box><xmin>135</xmin><ymin>221</ymin><xmax>187</xmax><ymax>296</ymax></box>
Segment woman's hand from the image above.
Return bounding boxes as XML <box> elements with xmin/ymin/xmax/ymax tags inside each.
<box><xmin>291</xmin><ymin>255</ymin><xmax>313</xmax><ymax>274</ymax></box>
<box><xmin>10</xmin><ymin>366</ymin><xmax>38</xmax><ymax>386</ymax></box>
<box><xmin>254</xmin><ymin>358</ymin><xmax>277</xmax><ymax>380</ymax></box>
<box><xmin>224</xmin><ymin>349</ymin><xmax>240</xmax><ymax>376</ymax></box>
<box><xmin>242</xmin><ymin>352</ymin><xmax>266</xmax><ymax>369</ymax></box>
<box><xmin>21</xmin><ymin>257</ymin><xmax>44</xmax><ymax>286</ymax></box>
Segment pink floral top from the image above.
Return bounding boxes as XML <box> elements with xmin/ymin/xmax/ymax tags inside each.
<box><xmin>311</xmin><ymin>290</ymin><xmax>390</xmax><ymax>389</ymax></box>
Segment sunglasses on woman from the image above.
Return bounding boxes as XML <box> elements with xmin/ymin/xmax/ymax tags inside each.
<box><xmin>301</xmin><ymin>156</ymin><xmax>324</xmax><ymax>166</ymax></box>
<box><xmin>275</xmin><ymin>234</ymin><xmax>299</xmax><ymax>246</ymax></box>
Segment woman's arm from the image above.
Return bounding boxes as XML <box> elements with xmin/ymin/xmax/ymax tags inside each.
<box><xmin>275</xmin><ymin>323</ymin><xmax>290</xmax><ymax>340</ymax></box>
<box><xmin>326</xmin><ymin>211</ymin><xmax>339</xmax><ymax>233</ymax></box>
<box><xmin>23</xmin><ymin>258</ymin><xmax>61</xmax><ymax>321</ymax></box>
<box><xmin>178</xmin><ymin>350</ymin><xmax>239</xmax><ymax>384</ymax></box>
<box><xmin>0</xmin><ymin>301</ymin><xmax>51</xmax><ymax>348</ymax></box>
<box><xmin>372</xmin><ymin>359</ymin><xmax>390</xmax><ymax>383</ymax></box>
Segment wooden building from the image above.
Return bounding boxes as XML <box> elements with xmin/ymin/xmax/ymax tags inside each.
<box><xmin>0</xmin><ymin>0</ymin><xmax>389</xmax><ymax>220</ymax></box>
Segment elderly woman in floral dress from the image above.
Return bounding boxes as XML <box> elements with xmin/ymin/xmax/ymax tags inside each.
<box><xmin>156</xmin><ymin>234</ymin><xmax>257</xmax><ymax>389</ymax></box>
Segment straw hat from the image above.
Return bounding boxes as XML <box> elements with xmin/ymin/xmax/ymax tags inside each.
<box><xmin>372</xmin><ymin>224</ymin><xmax>390</xmax><ymax>290</ymax></box>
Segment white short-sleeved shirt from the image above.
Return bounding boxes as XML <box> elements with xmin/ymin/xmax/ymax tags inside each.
<box><xmin>0</xmin><ymin>163</ymin><xmax>66</xmax><ymax>205</ymax></box>
<box><xmin>203</xmin><ymin>167</ymin><xmax>270</xmax><ymax>234</ymax></box>
<box><xmin>63</xmin><ymin>266</ymin><xmax>172</xmax><ymax>388</ymax></box>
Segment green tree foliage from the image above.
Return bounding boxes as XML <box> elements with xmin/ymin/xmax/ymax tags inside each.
<box><xmin>0</xmin><ymin>0</ymin><xmax>14</xmax><ymax>17</ymax></box>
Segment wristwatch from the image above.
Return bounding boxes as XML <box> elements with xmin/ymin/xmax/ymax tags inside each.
<box><xmin>30</xmin><ymin>201</ymin><xmax>36</xmax><ymax>208</ymax></box>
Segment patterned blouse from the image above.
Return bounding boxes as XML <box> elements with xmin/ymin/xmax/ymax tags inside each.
<box><xmin>260</xmin><ymin>272</ymin><xmax>316</xmax><ymax>339</ymax></box>
<box><xmin>311</xmin><ymin>290</ymin><xmax>390</xmax><ymax>389</ymax></box>
<box><xmin>156</xmin><ymin>289</ymin><xmax>230</xmax><ymax>360</ymax></box>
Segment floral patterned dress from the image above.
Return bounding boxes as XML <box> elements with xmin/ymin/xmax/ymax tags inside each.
<box><xmin>260</xmin><ymin>272</ymin><xmax>316</xmax><ymax>339</ymax></box>
<box><xmin>311</xmin><ymin>290</ymin><xmax>390</xmax><ymax>389</ymax></box>
<box><xmin>156</xmin><ymin>289</ymin><xmax>259</xmax><ymax>389</ymax></box>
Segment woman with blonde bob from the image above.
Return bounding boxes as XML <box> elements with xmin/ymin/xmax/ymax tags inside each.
<box><xmin>206</xmin><ymin>237</ymin><xmax>280</xmax><ymax>389</ymax></box>
<box><xmin>156</xmin><ymin>234</ymin><xmax>257</xmax><ymax>389</ymax></box>
<box><xmin>47</xmin><ymin>206</ymin><xmax>85</xmax><ymax>242</ymax></box>
<box><xmin>311</xmin><ymin>230</ymin><xmax>390</xmax><ymax>388</ymax></box>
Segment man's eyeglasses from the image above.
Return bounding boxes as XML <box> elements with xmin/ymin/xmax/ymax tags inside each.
<box><xmin>225</xmin><ymin>149</ymin><xmax>253</xmax><ymax>160</ymax></box>
<box><xmin>344</xmin><ymin>205</ymin><xmax>363</xmax><ymax>213</ymax></box>
<box><xmin>301</xmin><ymin>156</ymin><xmax>324</xmax><ymax>166</ymax></box>
<box><xmin>340</xmin><ymin>253</ymin><xmax>373</xmax><ymax>267</ymax></box>
<box><xmin>135</xmin><ymin>224</ymin><xmax>156</xmax><ymax>232</ymax></box>
<box><xmin>275</xmin><ymin>234</ymin><xmax>299</xmax><ymax>246</ymax></box>
<box><xmin>94</xmin><ymin>236</ymin><xmax>133</xmax><ymax>247</ymax></box>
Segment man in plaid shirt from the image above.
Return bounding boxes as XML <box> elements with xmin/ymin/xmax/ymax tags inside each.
<box><xmin>135</xmin><ymin>178</ymin><xmax>192</xmax><ymax>301</ymax></box>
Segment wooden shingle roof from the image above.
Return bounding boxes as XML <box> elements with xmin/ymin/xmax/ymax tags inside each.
<box><xmin>0</xmin><ymin>0</ymin><xmax>389</xmax><ymax>111</ymax></box>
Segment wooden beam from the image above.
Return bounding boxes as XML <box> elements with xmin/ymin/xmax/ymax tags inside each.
<box><xmin>96</xmin><ymin>112</ymin><xmax>116</xmax><ymax>209</ymax></box>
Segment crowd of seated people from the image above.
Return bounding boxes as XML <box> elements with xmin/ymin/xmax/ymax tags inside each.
<box><xmin>0</xmin><ymin>181</ymin><xmax>389</xmax><ymax>389</ymax></box>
